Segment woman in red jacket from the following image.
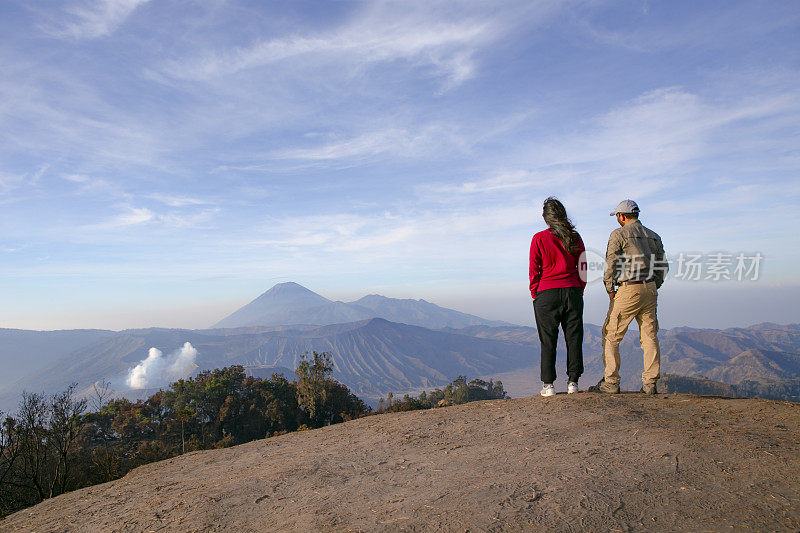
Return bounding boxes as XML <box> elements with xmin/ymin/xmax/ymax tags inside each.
<box><xmin>529</xmin><ymin>197</ymin><xmax>586</xmax><ymax>397</ymax></box>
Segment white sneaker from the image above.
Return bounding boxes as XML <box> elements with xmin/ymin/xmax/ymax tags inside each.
<box><xmin>540</xmin><ymin>383</ymin><xmax>555</xmax><ymax>397</ymax></box>
<box><xmin>567</xmin><ymin>381</ymin><xmax>579</xmax><ymax>394</ymax></box>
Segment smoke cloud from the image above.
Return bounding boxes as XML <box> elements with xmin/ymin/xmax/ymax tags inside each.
<box><xmin>126</xmin><ymin>342</ymin><xmax>198</xmax><ymax>389</ymax></box>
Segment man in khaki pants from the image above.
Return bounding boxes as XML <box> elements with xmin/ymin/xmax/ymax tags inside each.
<box><xmin>590</xmin><ymin>200</ymin><xmax>668</xmax><ymax>395</ymax></box>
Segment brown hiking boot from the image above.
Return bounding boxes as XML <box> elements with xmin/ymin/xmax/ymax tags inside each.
<box><xmin>588</xmin><ymin>379</ymin><xmax>620</xmax><ymax>394</ymax></box>
<box><xmin>640</xmin><ymin>383</ymin><xmax>657</xmax><ymax>395</ymax></box>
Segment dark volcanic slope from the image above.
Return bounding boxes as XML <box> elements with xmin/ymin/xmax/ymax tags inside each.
<box><xmin>1</xmin><ymin>319</ymin><xmax>535</xmax><ymax>410</ymax></box>
<box><xmin>3</xmin><ymin>394</ymin><xmax>799</xmax><ymax>532</ymax></box>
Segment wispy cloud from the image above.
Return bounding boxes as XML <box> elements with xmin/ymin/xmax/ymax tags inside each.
<box><xmin>147</xmin><ymin>194</ymin><xmax>213</xmax><ymax>208</ymax></box>
<box><xmin>86</xmin><ymin>204</ymin><xmax>219</xmax><ymax>231</ymax></box>
<box><xmin>0</xmin><ymin>61</ymin><xmax>163</xmax><ymax>170</ymax></box>
<box><xmin>161</xmin><ymin>9</ymin><xmax>496</xmax><ymax>87</ymax></box>
<box><xmin>151</xmin><ymin>0</ymin><xmax>569</xmax><ymax>92</ymax></box>
<box><xmin>61</xmin><ymin>173</ymin><xmax>90</xmax><ymax>184</ymax></box>
<box><xmin>533</xmin><ymin>88</ymin><xmax>711</xmax><ymax>173</ymax></box>
<box><xmin>270</xmin><ymin>124</ymin><xmax>466</xmax><ymax>162</ymax></box>
<box><xmin>469</xmin><ymin>86</ymin><xmax>800</xmax><ymax>189</ymax></box>
<box><xmin>0</xmin><ymin>172</ymin><xmax>27</xmax><ymax>194</ymax></box>
<box><xmin>413</xmin><ymin>85</ymin><xmax>800</xmax><ymax>240</ymax></box>
<box><xmin>419</xmin><ymin>170</ymin><xmax>556</xmax><ymax>196</ymax></box>
<box><xmin>40</xmin><ymin>0</ymin><xmax>150</xmax><ymax>40</ymax></box>
<box><xmin>0</xmin><ymin>166</ymin><xmax>49</xmax><ymax>194</ymax></box>
<box><xmin>157</xmin><ymin>208</ymin><xmax>220</xmax><ymax>229</ymax></box>
<box><xmin>105</xmin><ymin>206</ymin><xmax>155</xmax><ymax>228</ymax></box>
<box><xmin>270</xmin><ymin>130</ymin><xmax>407</xmax><ymax>161</ymax></box>
<box><xmin>576</xmin><ymin>2</ymin><xmax>800</xmax><ymax>53</ymax></box>
<box><xmin>245</xmin><ymin>202</ymin><xmax>539</xmax><ymax>258</ymax></box>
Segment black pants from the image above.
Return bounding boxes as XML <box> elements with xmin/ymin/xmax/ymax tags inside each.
<box><xmin>533</xmin><ymin>287</ymin><xmax>584</xmax><ymax>384</ymax></box>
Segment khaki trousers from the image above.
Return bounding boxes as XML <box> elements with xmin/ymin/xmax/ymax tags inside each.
<box><xmin>601</xmin><ymin>281</ymin><xmax>660</xmax><ymax>386</ymax></box>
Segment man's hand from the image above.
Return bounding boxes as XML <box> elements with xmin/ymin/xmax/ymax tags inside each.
<box><xmin>609</xmin><ymin>291</ymin><xmax>616</xmax><ymax>301</ymax></box>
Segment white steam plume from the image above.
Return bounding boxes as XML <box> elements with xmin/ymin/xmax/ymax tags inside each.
<box><xmin>126</xmin><ymin>342</ymin><xmax>198</xmax><ymax>389</ymax></box>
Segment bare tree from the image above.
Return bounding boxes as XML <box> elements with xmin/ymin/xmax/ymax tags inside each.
<box><xmin>90</xmin><ymin>380</ymin><xmax>112</xmax><ymax>412</ymax></box>
<box><xmin>17</xmin><ymin>391</ymin><xmax>51</xmax><ymax>501</ymax></box>
<box><xmin>0</xmin><ymin>412</ymin><xmax>20</xmax><ymax>487</ymax></box>
<box><xmin>88</xmin><ymin>380</ymin><xmax>119</xmax><ymax>482</ymax></box>
<box><xmin>48</xmin><ymin>385</ymin><xmax>87</xmax><ymax>496</ymax></box>
<box><xmin>16</xmin><ymin>385</ymin><xmax>87</xmax><ymax>501</ymax></box>
<box><xmin>0</xmin><ymin>411</ymin><xmax>22</xmax><ymax>516</ymax></box>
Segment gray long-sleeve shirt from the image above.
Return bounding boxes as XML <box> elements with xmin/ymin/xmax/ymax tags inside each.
<box><xmin>604</xmin><ymin>220</ymin><xmax>668</xmax><ymax>293</ymax></box>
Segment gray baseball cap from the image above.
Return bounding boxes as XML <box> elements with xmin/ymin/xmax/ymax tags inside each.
<box><xmin>610</xmin><ymin>199</ymin><xmax>640</xmax><ymax>216</ymax></box>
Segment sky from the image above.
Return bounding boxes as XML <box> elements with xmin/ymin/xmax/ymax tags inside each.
<box><xmin>0</xmin><ymin>0</ymin><xmax>799</xmax><ymax>331</ymax></box>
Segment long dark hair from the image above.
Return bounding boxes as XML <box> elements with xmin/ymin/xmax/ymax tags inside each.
<box><xmin>542</xmin><ymin>197</ymin><xmax>580</xmax><ymax>254</ymax></box>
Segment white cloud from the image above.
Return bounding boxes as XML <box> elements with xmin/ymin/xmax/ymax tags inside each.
<box><xmin>331</xmin><ymin>224</ymin><xmax>420</xmax><ymax>252</ymax></box>
<box><xmin>269</xmin><ymin>124</ymin><xmax>465</xmax><ymax>162</ymax></box>
<box><xmin>246</xmin><ymin>203</ymin><xmax>538</xmax><ymax>258</ymax></box>
<box><xmin>577</xmin><ymin>2</ymin><xmax>800</xmax><ymax>53</ymax></box>
<box><xmin>79</xmin><ymin>205</ymin><xmax>153</xmax><ymax>230</ymax></box>
<box><xmin>157</xmin><ymin>208</ymin><xmax>220</xmax><ymax>229</ymax></box>
<box><xmin>147</xmin><ymin>194</ymin><xmax>213</xmax><ymax>207</ymax></box>
<box><xmin>0</xmin><ymin>164</ymin><xmax>54</xmax><ymax>194</ymax></box>
<box><xmin>170</xmin><ymin>23</ymin><xmax>489</xmax><ymax>82</ymax></box>
<box><xmin>160</xmin><ymin>2</ymin><xmax>504</xmax><ymax>88</ymax></box>
<box><xmin>247</xmin><ymin>214</ymin><xmax>372</xmax><ymax>248</ymax></box>
<box><xmin>531</xmin><ymin>88</ymin><xmax>710</xmax><ymax>173</ymax></box>
<box><xmin>61</xmin><ymin>173</ymin><xmax>90</xmax><ymax>183</ymax></box>
<box><xmin>30</xmin><ymin>164</ymin><xmax>49</xmax><ymax>185</ymax></box>
<box><xmin>271</xmin><ymin>130</ymin><xmax>406</xmax><ymax>161</ymax></box>
<box><xmin>0</xmin><ymin>62</ymin><xmax>163</xmax><ymax>169</ymax></box>
<box><xmin>127</xmin><ymin>342</ymin><xmax>198</xmax><ymax>389</ymax></box>
<box><xmin>111</xmin><ymin>206</ymin><xmax>155</xmax><ymax>226</ymax></box>
<box><xmin>0</xmin><ymin>172</ymin><xmax>26</xmax><ymax>194</ymax></box>
<box><xmin>85</xmin><ymin>204</ymin><xmax>219</xmax><ymax>232</ymax></box>
<box><xmin>546</xmin><ymin>87</ymin><xmax>798</xmax><ymax>175</ymax></box>
<box><xmin>422</xmin><ymin>87</ymin><xmax>800</xmax><ymax>205</ymax></box>
<box><xmin>41</xmin><ymin>0</ymin><xmax>150</xmax><ymax>40</ymax></box>
<box><xmin>420</xmin><ymin>170</ymin><xmax>557</xmax><ymax>196</ymax></box>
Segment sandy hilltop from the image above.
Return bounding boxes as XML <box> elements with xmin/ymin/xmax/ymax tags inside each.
<box><xmin>2</xmin><ymin>392</ymin><xmax>799</xmax><ymax>532</ymax></box>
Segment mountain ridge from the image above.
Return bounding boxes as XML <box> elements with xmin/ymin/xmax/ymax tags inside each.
<box><xmin>0</xmin><ymin>318</ymin><xmax>536</xmax><ymax>410</ymax></box>
<box><xmin>3</xmin><ymin>320</ymin><xmax>800</xmax><ymax>412</ymax></box>
<box><xmin>211</xmin><ymin>282</ymin><xmax>510</xmax><ymax>329</ymax></box>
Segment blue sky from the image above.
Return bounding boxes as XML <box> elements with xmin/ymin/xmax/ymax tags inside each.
<box><xmin>1</xmin><ymin>0</ymin><xmax>799</xmax><ymax>330</ymax></box>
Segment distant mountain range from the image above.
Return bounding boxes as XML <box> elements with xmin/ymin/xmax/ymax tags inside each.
<box><xmin>212</xmin><ymin>282</ymin><xmax>510</xmax><ymax>329</ymax></box>
<box><xmin>449</xmin><ymin>322</ymin><xmax>800</xmax><ymax>394</ymax></box>
<box><xmin>0</xmin><ymin>328</ymin><xmax>115</xmax><ymax>386</ymax></box>
<box><xmin>1</xmin><ymin>282</ymin><xmax>799</xmax><ymax>411</ymax></box>
<box><xmin>0</xmin><ymin>318</ymin><xmax>534</xmax><ymax>410</ymax></box>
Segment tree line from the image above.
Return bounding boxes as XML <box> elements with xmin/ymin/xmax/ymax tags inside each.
<box><xmin>660</xmin><ymin>374</ymin><xmax>800</xmax><ymax>402</ymax></box>
<box><xmin>375</xmin><ymin>376</ymin><xmax>507</xmax><ymax>413</ymax></box>
<box><xmin>0</xmin><ymin>352</ymin><xmax>506</xmax><ymax>518</ymax></box>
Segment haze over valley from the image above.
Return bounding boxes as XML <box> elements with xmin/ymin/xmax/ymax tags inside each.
<box><xmin>2</xmin><ymin>282</ymin><xmax>799</xmax><ymax>411</ymax></box>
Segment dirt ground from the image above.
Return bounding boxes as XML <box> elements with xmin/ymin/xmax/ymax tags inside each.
<box><xmin>3</xmin><ymin>392</ymin><xmax>799</xmax><ymax>532</ymax></box>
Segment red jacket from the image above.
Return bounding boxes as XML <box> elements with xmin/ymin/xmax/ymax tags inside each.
<box><xmin>529</xmin><ymin>229</ymin><xmax>587</xmax><ymax>299</ymax></box>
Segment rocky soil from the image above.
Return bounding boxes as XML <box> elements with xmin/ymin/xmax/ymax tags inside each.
<box><xmin>2</xmin><ymin>392</ymin><xmax>799</xmax><ymax>532</ymax></box>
